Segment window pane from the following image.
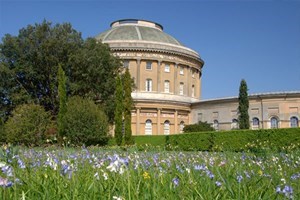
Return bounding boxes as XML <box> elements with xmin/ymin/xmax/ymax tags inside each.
<box><xmin>164</xmin><ymin>81</ymin><xmax>170</xmax><ymax>93</ymax></box>
<box><xmin>145</xmin><ymin>120</ymin><xmax>152</xmax><ymax>135</ymax></box>
<box><xmin>123</xmin><ymin>60</ymin><xmax>129</xmax><ymax>68</ymax></box>
<box><xmin>180</xmin><ymin>67</ymin><xmax>184</xmax><ymax>75</ymax></box>
<box><xmin>271</xmin><ymin>117</ymin><xmax>278</xmax><ymax>128</ymax></box>
<box><xmin>164</xmin><ymin>121</ymin><xmax>170</xmax><ymax>135</ymax></box>
<box><xmin>180</xmin><ymin>121</ymin><xmax>185</xmax><ymax>133</ymax></box>
<box><xmin>179</xmin><ymin>83</ymin><xmax>184</xmax><ymax>95</ymax></box>
<box><xmin>290</xmin><ymin>117</ymin><xmax>299</xmax><ymax>128</ymax></box>
<box><xmin>146</xmin><ymin>79</ymin><xmax>152</xmax><ymax>92</ymax></box>
<box><xmin>165</xmin><ymin>64</ymin><xmax>170</xmax><ymax>72</ymax></box>
<box><xmin>146</xmin><ymin>61</ymin><xmax>152</xmax><ymax>70</ymax></box>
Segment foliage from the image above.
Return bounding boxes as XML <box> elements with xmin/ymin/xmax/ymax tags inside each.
<box><xmin>0</xmin><ymin>118</ymin><xmax>4</xmax><ymax>142</ymax></box>
<box><xmin>132</xmin><ymin>128</ymin><xmax>300</xmax><ymax>152</ymax></box>
<box><xmin>0</xmin><ymin>146</ymin><xmax>300</xmax><ymax>199</ymax></box>
<box><xmin>69</xmin><ymin>38</ymin><xmax>121</xmax><ymax>123</ymax></box>
<box><xmin>114</xmin><ymin>75</ymin><xmax>123</xmax><ymax>146</ymax></box>
<box><xmin>0</xmin><ymin>20</ymin><xmax>121</xmax><ymax>123</ymax></box>
<box><xmin>57</xmin><ymin>64</ymin><xmax>67</xmax><ymax>139</ymax></box>
<box><xmin>238</xmin><ymin>79</ymin><xmax>250</xmax><ymax>129</ymax></box>
<box><xmin>0</xmin><ymin>20</ymin><xmax>82</xmax><ymax>117</ymax></box>
<box><xmin>4</xmin><ymin>104</ymin><xmax>52</xmax><ymax>146</ymax></box>
<box><xmin>63</xmin><ymin>96</ymin><xmax>109</xmax><ymax>146</ymax></box>
<box><xmin>123</xmin><ymin>68</ymin><xmax>134</xmax><ymax>145</ymax></box>
<box><xmin>183</xmin><ymin>121</ymin><xmax>214</xmax><ymax>133</ymax></box>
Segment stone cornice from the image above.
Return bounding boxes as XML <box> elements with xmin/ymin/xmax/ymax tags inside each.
<box><xmin>132</xmin><ymin>92</ymin><xmax>199</xmax><ymax>105</ymax></box>
<box><xmin>104</xmin><ymin>40</ymin><xmax>204</xmax><ymax>66</ymax></box>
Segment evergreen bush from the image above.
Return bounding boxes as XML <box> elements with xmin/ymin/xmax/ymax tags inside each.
<box><xmin>63</xmin><ymin>96</ymin><xmax>109</xmax><ymax>146</ymax></box>
<box><xmin>4</xmin><ymin>104</ymin><xmax>52</xmax><ymax>146</ymax></box>
<box><xmin>183</xmin><ymin>121</ymin><xmax>214</xmax><ymax>133</ymax></box>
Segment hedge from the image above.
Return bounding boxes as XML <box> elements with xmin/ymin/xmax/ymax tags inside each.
<box><xmin>133</xmin><ymin>128</ymin><xmax>300</xmax><ymax>152</ymax></box>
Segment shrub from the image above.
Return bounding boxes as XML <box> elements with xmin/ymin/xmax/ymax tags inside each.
<box><xmin>183</xmin><ymin>121</ymin><xmax>214</xmax><ymax>133</ymax></box>
<box><xmin>0</xmin><ymin>119</ymin><xmax>4</xmax><ymax>143</ymax></box>
<box><xmin>63</xmin><ymin>96</ymin><xmax>109</xmax><ymax>146</ymax></box>
<box><xmin>134</xmin><ymin>128</ymin><xmax>300</xmax><ymax>152</ymax></box>
<box><xmin>4</xmin><ymin>104</ymin><xmax>52</xmax><ymax>146</ymax></box>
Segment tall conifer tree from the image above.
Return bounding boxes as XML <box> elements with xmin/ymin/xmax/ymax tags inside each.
<box><xmin>123</xmin><ymin>68</ymin><xmax>133</xmax><ymax>145</ymax></box>
<box><xmin>57</xmin><ymin>64</ymin><xmax>67</xmax><ymax>138</ymax></box>
<box><xmin>238</xmin><ymin>79</ymin><xmax>250</xmax><ymax>129</ymax></box>
<box><xmin>114</xmin><ymin>75</ymin><xmax>123</xmax><ymax>146</ymax></box>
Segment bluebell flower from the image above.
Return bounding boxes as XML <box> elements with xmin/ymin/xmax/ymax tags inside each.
<box><xmin>215</xmin><ymin>181</ymin><xmax>222</xmax><ymax>187</ymax></box>
<box><xmin>276</xmin><ymin>185</ymin><xmax>281</xmax><ymax>193</ymax></box>
<box><xmin>172</xmin><ymin>177</ymin><xmax>179</xmax><ymax>187</ymax></box>
<box><xmin>0</xmin><ymin>177</ymin><xmax>13</xmax><ymax>188</ymax></box>
<box><xmin>282</xmin><ymin>185</ymin><xmax>293</xmax><ymax>198</ymax></box>
<box><xmin>237</xmin><ymin>175</ymin><xmax>243</xmax><ymax>183</ymax></box>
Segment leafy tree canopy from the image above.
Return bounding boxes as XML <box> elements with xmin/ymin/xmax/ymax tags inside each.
<box><xmin>0</xmin><ymin>20</ymin><xmax>121</xmax><ymax>122</ymax></box>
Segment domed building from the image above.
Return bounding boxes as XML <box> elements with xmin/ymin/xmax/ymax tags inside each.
<box><xmin>96</xmin><ymin>19</ymin><xmax>300</xmax><ymax>134</ymax></box>
<box><xmin>96</xmin><ymin>19</ymin><xmax>204</xmax><ymax>135</ymax></box>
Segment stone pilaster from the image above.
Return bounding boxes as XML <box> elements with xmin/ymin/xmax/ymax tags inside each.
<box><xmin>157</xmin><ymin>108</ymin><xmax>161</xmax><ymax>135</ymax></box>
<box><xmin>136</xmin><ymin>108</ymin><xmax>140</xmax><ymax>135</ymax></box>
<box><xmin>174</xmin><ymin>63</ymin><xmax>178</xmax><ymax>95</ymax></box>
<box><xmin>136</xmin><ymin>59</ymin><xmax>141</xmax><ymax>91</ymax></box>
<box><xmin>157</xmin><ymin>60</ymin><xmax>161</xmax><ymax>93</ymax></box>
<box><xmin>174</xmin><ymin>110</ymin><xmax>178</xmax><ymax>134</ymax></box>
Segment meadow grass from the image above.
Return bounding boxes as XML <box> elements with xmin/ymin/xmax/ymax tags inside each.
<box><xmin>0</xmin><ymin>145</ymin><xmax>299</xmax><ymax>199</ymax></box>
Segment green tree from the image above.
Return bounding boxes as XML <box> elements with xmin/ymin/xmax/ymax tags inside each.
<box><xmin>0</xmin><ymin>20</ymin><xmax>121</xmax><ymax>123</ymax></box>
<box><xmin>69</xmin><ymin>38</ymin><xmax>121</xmax><ymax>123</ymax></box>
<box><xmin>0</xmin><ymin>20</ymin><xmax>82</xmax><ymax>117</ymax></box>
<box><xmin>57</xmin><ymin>64</ymin><xmax>67</xmax><ymax>139</ymax></box>
<box><xmin>122</xmin><ymin>68</ymin><xmax>134</xmax><ymax>145</ymax></box>
<box><xmin>114</xmin><ymin>75</ymin><xmax>123</xmax><ymax>146</ymax></box>
<box><xmin>4</xmin><ymin>104</ymin><xmax>52</xmax><ymax>146</ymax></box>
<box><xmin>238</xmin><ymin>79</ymin><xmax>250</xmax><ymax>129</ymax></box>
<box><xmin>63</xmin><ymin>96</ymin><xmax>109</xmax><ymax>146</ymax></box>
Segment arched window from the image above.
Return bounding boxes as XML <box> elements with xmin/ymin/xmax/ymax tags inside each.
<box><xmin>164</xmin><ymin>80</ymin><xmax>170</xmax><ymax>93</ymax></box>
<box><xmin>145</xmin><ymin>119</ymin><xmax>152</xmax><ymax>135</ymax></box>
<box><xmin>290</xmin><ymin>116</ymin><xmax>299</xmax><ymax>128</ymax></box>
<box><xmin>180</xmin><ymin>121</ymin><xmax>185</xmax><ymax>133</ymax></box>
<box><xmin>252</xmin><ymin>117</ymin><xmax>260</xmax><ymax>130</ymax></box>
<box><xmin>213</xmin><ymin>120</ymin><xmax>219</xmax><ymax>131</ymax></box>
<box><xmin>270</xmin><ymin>117</ymin><xmax>279</xmax><ymax>129</ymax></box>
<box><xmin>145</xmin><ymin>79</ymin><xmax>152</xmax><ymax>92</ymax></box>
<box><xmin>191</xmin><ymin>85</ymin><xmax>195</xmax><ymax>97</ymax></box>
<box><xmin>231</xmin><ymin>119</ymin><xmax>239</xmax><ymax>129</ymax></box>
<box><xmin>164</xmin><ymin>120</ymin><xmax>170</xmax><ymax>135</ymax></box>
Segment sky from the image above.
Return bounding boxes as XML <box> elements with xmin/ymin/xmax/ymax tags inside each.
<box><xmin>0</xmin><ymin>0</ymin><xmax>299</xmax><ymax>99</ymax></box>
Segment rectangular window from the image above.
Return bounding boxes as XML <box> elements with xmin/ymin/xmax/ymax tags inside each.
<box><xmin>192</xmin><ymin>70</ymin><xmax>195</xmax><ymax>78</ymax></box>
<box><xmin>197</xmin><ymin>113</ymin><xmax>202</xmax><ymax>122</ymax></box>
<box><xmin>146</xmin><ymin>79</ymin><xmax>152</xmax><ymax>92</ymax></box>
<box><xmin>179</xmin><ymin>66</ymin><xmax>184</xmax><ymax>75</ymax></box>
<box><xmin>164</xmin><ymin>80</ymin><xmax>170</xmax><ymax>93</ymax></box>
<box><xmin>164</xmin><ymin>64</ymin><xmax>170</xmax><ymax>72</ymax></box>
<box><xmin>146</xmin><ymin>61</ymin><xmax>152</xmax><ymax>70</ymax></box>
<box><xmin>179</xmin><ymin>82</ymin><xmax>184</xmax><ymax>95</ymax></box>
<box><xmin>123</xmin><ymin>60</ymin><xmax>129</xmax><ymax>68</ymax></box>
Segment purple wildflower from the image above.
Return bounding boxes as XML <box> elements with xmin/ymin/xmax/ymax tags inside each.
<box><xmin>237</xmin><ymin>175</ymin><xmax>243</xmax><ymax>183</ymax></box>
<box><xmin>282</xmin><ymin>185</ymin><xmax>293</xmax><ymax>198</ymax></box>
<box><xmin>172</xmin><ymin>177</ymin><xmax>179</xmax><ymax>187</ymax></box>
<box><xmin>215</xmin><ymin>181</ymin><xmax>222</xmax><ymax>187</ymax></box>
<box><xmin>0</xmin><ymin>177</ymin><xmax>13</xmax><ymax>188</ymax></box>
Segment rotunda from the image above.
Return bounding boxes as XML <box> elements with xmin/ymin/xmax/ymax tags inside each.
<box><xmin>96</xmin><ymin>19</ymin><xmax>204</xmax><ymax>135</ymax></box>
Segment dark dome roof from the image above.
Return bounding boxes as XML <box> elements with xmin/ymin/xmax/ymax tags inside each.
<box><xmin>95</xmin><ymin>19</ymin><xmax>183</xmax><ymax>46</ymax></box>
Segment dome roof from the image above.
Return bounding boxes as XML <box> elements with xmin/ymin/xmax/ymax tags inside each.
<box><xmin>95</xmin><ymin>19</ymin><xmax>183</xmax><ymax>46</ymax></box>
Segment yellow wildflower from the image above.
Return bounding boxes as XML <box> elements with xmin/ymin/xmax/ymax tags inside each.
<box><xmin>143</xmin><ymin>171</ymin><xmax>150</xmax><ymax>180</ymax></box>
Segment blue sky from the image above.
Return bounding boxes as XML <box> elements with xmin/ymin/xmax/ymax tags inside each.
<box><xmin>1</xmin><ymin>0</ymin><xmax>299</xmax><ymax>99</ymax></box>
